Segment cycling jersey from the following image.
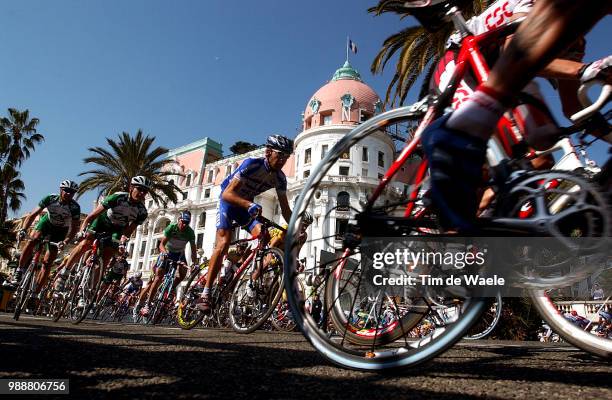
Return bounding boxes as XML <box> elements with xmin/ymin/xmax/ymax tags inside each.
<box><xmin>38</xmin><ymin>194</ymin><xmax>81</xmax><ymax>228</ymax></box>
<box><xmin>217</xmin><ymin>157</ymin><xmax>287</xmax><ymax>231</ymax></box>
<box><xmin>163</xmin><ymin>223</ymin><xmax>195</xmax><ymax>253</ymax></box>
<box><xmin>447</xmin><ymin>0</ymin><xmax>534</xmax><ymax>46</ymax></box>
<box><xmin>220</xmin><ymin>158</ymin><xmax>287</xmax><ymax>201</ymax></box>
<box><xmin>125</xmin><ymin>276</ymin><xmax>143</xmax><ymax>293</ymax></box>
<box><xmin>101</xmin><ymin>192</ymin><xmax>148</xmax><ymax>228</ymax></box>
<box><xmin>110</xmin><ymin>258</ymin><xmax>130</xmax><ymax>275</ymax></box>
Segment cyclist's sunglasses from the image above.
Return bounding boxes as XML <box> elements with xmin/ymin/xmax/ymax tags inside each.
<box><xmin>272</xmin><ymin>149</ymin><xmax>291</xmax><ymax>160</ymax></box>
<box><xmin>62</xmin><ymin>188</ymin><xmax>76</xmax><ymax>195</ymax></box>
<box><xmin>134</xmin><ymin>186</ymin><xmax>149</xmax><ymax>194</ymax></box>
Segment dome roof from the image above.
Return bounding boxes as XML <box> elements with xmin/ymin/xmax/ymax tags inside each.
<box><xmin>303</xmin><ymin>61</ymin><xmax>382</xmax><ymax>130</ymax></box>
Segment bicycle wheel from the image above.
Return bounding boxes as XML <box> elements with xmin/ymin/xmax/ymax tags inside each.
<box><xmin>176</xmin><ymin>268</ymin><xmax>206</xmax><ymax>329</ymax></box>
<box><xmin>464</xmin><ymin>293</ymin><xmax>503</xmax><ymax>340</ymax></box>
<box><xmin>284</xmin><ymin>104</ymin><xmax>487</xmax><ymax>371</ymax></box>
<box><xmin>229</xmin><ymin>247</ymin><xmax>285</xmax><ymax>334</ymax></box>
<box><xmin>271</xmin><ymin>278</ymin><xmax>304</xmax><ymax>332</ymax></box>
<box><xmin>71</xmin><ymin>259</ymin><xmax>103</xmax><ymax>324</ymax></box>
<box><xmin>13</xmin><ymin>264</ymin><xmax>36</xmax><ymax>321</ymax></box>
<box><xmin>147</xmin><ymin>282</ymin><xmax>170</xmax><ymax>325</ymax></box>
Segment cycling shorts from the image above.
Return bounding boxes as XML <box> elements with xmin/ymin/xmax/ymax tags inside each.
<box><xmin>102</xmin><ymin>270</ymin><xmax>124</xmax><ymax>284</ymax></box>
<box><xmin>34</xmin><ymin>214</ymin><xmax>69</xmax><ymax>243</ymax></box>
<box><xmin>216</xmin><ymin>199</ymin><xmax>260</xmax><ymax>232</ymax></box>
<box><xmin>87</xmin><ymin>215</ymin><xmax>124</xmax><ymax>243</ymax></box>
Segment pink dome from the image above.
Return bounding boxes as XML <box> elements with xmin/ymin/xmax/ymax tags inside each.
<box><xmin>303</xmin><ymin>61</ymin><xmax>382</xmax><ymax>131</ymax></box>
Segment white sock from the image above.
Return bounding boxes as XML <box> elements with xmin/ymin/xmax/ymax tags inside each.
<box><xmin>447</xmin><ymin>89</ymin><xmax>506</xmax><ymax>140</ymax></box>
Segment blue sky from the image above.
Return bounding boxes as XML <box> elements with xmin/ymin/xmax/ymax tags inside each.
<box><xmin>2</xmin><ymin>1</ymin><xmax>610</xmax><ymax>215</ymax></box>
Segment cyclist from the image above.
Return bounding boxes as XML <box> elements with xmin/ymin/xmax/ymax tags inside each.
<box><xmin>196</xmin><ymin>134</ymin><xmax>295</xmax><ymax>312</ymax></box>
<box><xmin>417</xmin><ymin>0</ymin><xmax>611</xmax><ymax>230</ymax></box>
<box><xmin>5</xmin><ymin>180</ymin><xmax>80</xmax><ymax>293</ymax></box>
<box><xmin>117</xmin><ymin>271</ymin><xmax>143</xmax><ymax>306</ymax></box>
<box><xmin>135</xmin><ymin>210</ymin><xmax>197</xmax><ymax>317</ymax></box>
<box><xmin>59</xmin><ymin>176</ymin><xmax>150</xmax><ymax>306</ymax></box>
<box><xmin>95</xmin><ymin>244</ymin><xmax>130</xmax><ymax>304</ymax></box>
<box><xmin>268</xmin><ymin>211</ymin><xmax>312</xmax><ymax>251</ymax></box>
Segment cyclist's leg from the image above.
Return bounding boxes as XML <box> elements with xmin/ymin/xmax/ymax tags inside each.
<box><xmin>15</xmin><ymin>229</ymin><xmax>42</xmax><ymax>282</ymax></box>
<box><xmin>204</xmin><ymin>229</ymin><xmax>232</xmax><ymax>292</ymax></box>
<box><xmin>423</xmin><ymin>0</ymin><xmax>609</xmax><ymax>229</ymax></box>
<box><xmin>36</xmin><ymin>245</ymin><xmax>58</xmax><ymax>294</ymax></box>
<box><xmin>171</xmin><ymin>256</ymin><xmax>188</xmax><ymax>292</ymax></box>
<box><xmin>146</xmin><ymin>255</ymin><xmax>167</xmax><ymax>304</ymax></box>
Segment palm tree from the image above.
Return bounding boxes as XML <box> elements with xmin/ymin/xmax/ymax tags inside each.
<box><xmin>0</xmin><ymin>108</ymin><xmax>44</xmax><ymax>224</ymax></box>
<box><xmin>78</xmin><ymin>130</ymin><xmax>182</xmax><ymax>206</ymax></box>
<box><xmin>0</xmin><ymin>220</ymin><xmax>18</xmax><ymax>260</ymax></box>
<box><xmin>0</xmin><ymin>165</ymin><xmax>26</xmax><ymax>216</ymax></box>
<box><xmin>369</xmin><ymin>1</ymin><xmax>486</xmax><ymax>106</ymax></box>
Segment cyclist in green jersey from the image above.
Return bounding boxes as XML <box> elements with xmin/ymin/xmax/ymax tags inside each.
<box><xmin>4</xmin><ymin>180</ymin><xmax>81</xmax><ymax>292</ymax></box>
<box><xmin>136</xmin><ymin>210</ymin><xmax>198</xmax><ymax>317</ymax></box>
<box><xmin>61</xmin><ymin>176</ymin><xmax>149</xmax><ymax>297</ymax></box>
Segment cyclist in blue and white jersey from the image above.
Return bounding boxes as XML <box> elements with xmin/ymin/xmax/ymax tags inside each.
<box><xmin>195</xmin><ymin>135</ymin><xmax>295</xmax><ymax>312</ymax></box>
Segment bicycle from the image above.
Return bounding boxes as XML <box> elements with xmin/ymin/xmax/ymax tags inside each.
<box><xmin>144</xmin><ymin>257</ymin><xmax>185</xmax><ymax>325</ymax></box>
<box><xmin>13</xmin><ymin>236</ymin><xmax>61</xmax><ymax>321</ymax></box>
<box><xmin>67</xmin><ymin>232</ymin><xmax>117</xmax><ymax>324</ymax></box>
<box><xmin>284</xmin><ymin>1</ymin><xmax>611</xmax><ymax>370</ymax></box>
<box><xmin>177</xmin><ymin>216</ymin><xmax>286</xmax><ymax>334</ymax></box>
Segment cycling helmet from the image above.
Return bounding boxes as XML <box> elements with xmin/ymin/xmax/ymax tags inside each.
<box><xmin>130</xmin><ymin>175</ymin><xmax>151</xmax><ymax>190</ymax></box>
<box><xmin>302</xmin><ymin>211</ymin><xmax>314</xmax><ymax>226</ymax></box>
<box><xmin>401</xmin><ymin>0</ymin><xmax>472</xmax><ymax>32</ymax></box>
<box><xmin>135</xmin><ymin>271</ymin><xmax>142</xmax><ymax>279</ymax></box>
<box><xmin>266</xmin><ymin>135</ymin><xmax>294</xmax><ymax>154</ymax></box>
<box><xmin>179</xmin><ymin>210</ymin><xmax>191</xmax><ymax>223</ymax></box>
<box><xmin>60</xmin><ymin>180</ymin><xmax>79</xmax><ymax>192</ymax></box>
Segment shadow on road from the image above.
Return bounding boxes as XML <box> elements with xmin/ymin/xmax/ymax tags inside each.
<box><xmin>0</xmin><ymin>318</ymin><xmax>610</xmax><ymax>400</ymax></box>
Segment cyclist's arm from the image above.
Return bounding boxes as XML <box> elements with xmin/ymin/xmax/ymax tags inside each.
<box><xmin>221</xmin><ymin>179</ymin><xmax>252</xmax><ymax>210</ymax></box>
<box><xmin>21</xmin><ymin>206</ymin><xmax>43</xmax><ymax>232</ymax></box>
<box><xmin>159</xmin><ymin>236</ymin><xmax>169</xmax><ymax>254</ymax></box>
<box><xmin>122</xmin><ymin>222</ymin><xmax>139</xmax><ymax>240</ymax></box>
<box><xmin>80</xmin><ymin>204</ymin><xmax>105</xmax><ymax>231</ymax></box>
<box><xmin>65</xmin><ymin>219</ymin><xmax>79</xmax><ymax>243</ymax></box>
<box><xmin>189</xmin><ymin>240</ymin><xmax>197</xmax><ymax>265</ymax></box>
<box><xmin>278</xmin><ymin>193</ymin><xmax>292</xmax><ymax>224</ymax></box>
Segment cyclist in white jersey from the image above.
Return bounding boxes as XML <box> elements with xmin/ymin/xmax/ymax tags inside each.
<box><xmin>413</xmin><ymin>0</ymin><xmax>611</xmax><ymax>230</ymax></box>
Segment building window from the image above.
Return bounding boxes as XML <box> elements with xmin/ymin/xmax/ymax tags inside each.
<box><xmin>378</xmin><ymin>151</ymin><xmax>385</xmax><ymax>167</ymax></box>
<box><xmin>154</xmin><ymin>218</ymin><xmax>171</xmax><ymax>234</ymax></box>
<box><xmin>362</xmin><ymin>147</ymin><xmax>369</xmax><ymax>162</ymax></box>
<box><xmin>361</xmin><ymin>168</ymin><xmax>368</xmax><ymax>177</ymax></box>
<box><xmin>340</xmin><ymin>150</ymin><xmax>350</xmax><ymax>160</ymax></box>
<box><xmin>305</xmin><ymin>148</ymin><xmax>312</xmax><ymax>164</ymax></box>
<box><xmin>151</xmin><ymin>239</ymin><xmax>161</xmax><ymax>255</ymax></box>
<box><xmin>337</xmin><ymin>191</ymin><xmax>350</xmax><ymax>210</ymax></box>
<box><xmin>204</xmin><ymin>188</ymin><xmax>211</xmax><ymax>198</ymax></box>
<box><xmin>138</xmin><ymin>261</ymin><xmax>143</xmax><ymax>270</ymax></box>
<box><xmin>185</xmin><ymin>174</ymin><xmax>192</xmax><ymax>187</ymax></box>
<box><xmin>378</xmin><ymin>173</ymin><xmax>384</xmax><ymax>180</ymax></box>
<box><xmin>196</xmin><ymin>233</ymin><xmax>204</xmax><ymax>249</ymax></box>
<box><xmin>339</xmin><ymin>166</ymin><xmax>349</xmax><ymax>176</ymax></box>
<box><xmin>321</xmin><ymin>144</ymin><xmax>328</xmax><ymax>159</ymax></box>
<box><xmin>359</xmin><ymin>109</ymin><xmax>372</xmax><ymax>122</ymax></box>
<box><xmin>303</xmin><ymin>170</ymin><xmax>310</xmax><ymax>178</ymax></box>
<box><xmin>323</xmin><ymin>114</ymin><xmax>332</xmax><ymax>125</ymax></box>
<box><xmin>335</xmin><ymin>219</ymin><xmax>349</xmax><ymax>239</ymax></box>
<box><xmin>139</xmin><ymin>241</ymin><xmax>146</xmax><ymax>257</ymax></box>
<box><xmin>207</xmin><ymin>170</ymin><xmax>213</xmax><ymax>183</ymax></box>
<box><xmin>198</xmin><ymin>212</ymin><xmax>206</xmax><ymax>228</ymax></box>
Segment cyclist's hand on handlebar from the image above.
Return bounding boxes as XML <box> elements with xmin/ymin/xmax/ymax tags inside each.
<box><xmin>580</xmin><ymin>55</ymin><xmax>612</xmax><ymax>85</ymax></box>
<box><xmin>75</xmin><ymin>231</ymin><xmax>87</xmax><ymax>241</ymax></box>
<box><xmin>248</xmin><ymin>203</ymin><xmax>262</xmax><ymax>218</ymax></box>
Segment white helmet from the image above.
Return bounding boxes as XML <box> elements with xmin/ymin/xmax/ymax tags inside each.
<box><xmin>130</xmin><ymin>176</ymin><xmax>151</xmax><ymax>190</ymax></box>
<box><xmin>135</xmin><ymin>271</ymin><xmax>142</xmax><ymax>279</ymax></box>
<box><xmin>60</xmin><ymin>180</ymin><xmax>79</xmax><ymax>192</ymax></box>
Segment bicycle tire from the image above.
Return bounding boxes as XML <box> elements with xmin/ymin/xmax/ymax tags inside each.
<box><xmin>176</xmin><ymin>268</ymin><xmax>206</xmax><ymax>329</ymax></box>
<box><xmin>229</xmin><ymin>247</ymin><xmax>285</xmax><ymax>334</ymax></box>
<box><xmin>284</xmin><ymin>105</ymin><xmax>487</xmax><ymax>371</ymax></box>
<box><xmin>72</xmin><ymin>259</ymin><xmax>103</xmax><ymax>325</ymax></box>
<box><xmin>13</xmin><ymin>265</ymin><xmax>35</xmax><ymax>321</ymax></box>
<box><xmin>464</xmin><ymin>293</ymin><xmax>503</xmax><ymax>340</ymax></box>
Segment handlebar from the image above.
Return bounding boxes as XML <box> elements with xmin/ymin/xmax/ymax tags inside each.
<box><xmin>570</xmin><ymin>81</ymin><xmax>612</xmax><ymax>123</ymax></box>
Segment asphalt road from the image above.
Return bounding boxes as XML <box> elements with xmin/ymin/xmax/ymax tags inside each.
<box><xmin>0</xmin><ymin>314</ymin><xmax>610</xmax><ymax>400</ymax></box>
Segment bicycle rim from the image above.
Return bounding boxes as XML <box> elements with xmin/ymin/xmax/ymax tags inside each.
<box><xmin>284</xmin><ymin>105</ymin><xmax>487</xmax><ymax>370</ymax></box>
